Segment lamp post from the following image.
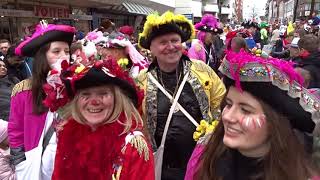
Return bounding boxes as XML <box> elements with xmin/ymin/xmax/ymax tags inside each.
<box><xmin>293</xmin><ymin>0</ymin><xmax>299</xmax><ymax>22</ymax></box>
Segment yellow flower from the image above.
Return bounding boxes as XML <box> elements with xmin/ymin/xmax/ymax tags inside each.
<box><xmin>203</xmin><ymin>80</ymin><xmax>212</xmax><ymax>90</ymax></box>
<box><xmin>75</xmin><ymin>64</ymin><xmax>85</xmax><ymax>74</ymax></box>
<box><xmin>117</xmin><ymin>58</ymin><xmax>129</xmax><ymax>68</ymax></box>
<box><xmin>206</xmin><ymin>121</ymin><xmax>219</xmax><ymax>134</ymax></box>
<box><xmin>193</xmin><ymin>119</ymin><xmax>219</xmax><ymax>141</ymax></box>
<box><xmin>200</xmin><ymin>120</ymin><xmax>208</xmax><ymax>127</ymax></box>
<box><xmin>193</xmin><ymin>131</ymin><xmax>202</xmax><ymax>141</ymax></box>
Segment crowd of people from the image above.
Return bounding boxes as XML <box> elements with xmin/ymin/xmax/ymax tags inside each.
<box><xmin>0</xmin><ymin>11</ymin><xmax>319</xmax><ymax>180</ymax></box>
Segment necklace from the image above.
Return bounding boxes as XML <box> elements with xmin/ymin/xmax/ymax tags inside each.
<box><xmin>158</xmin><ymin>68</ymin><xmax>183</xmax><ymax>113</ymax></box>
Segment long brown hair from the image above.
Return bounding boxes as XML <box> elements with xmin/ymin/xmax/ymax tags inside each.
<box><xmin>195</xmin><ymin>89</ymin><xmax>317</xmax><ymax>180</ymax></box>
<box><xmin>31</xmin><ymin>43</ymin><xmax>51</xmax><ymax>114</ymax></box>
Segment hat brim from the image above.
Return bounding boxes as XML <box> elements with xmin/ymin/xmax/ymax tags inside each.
<box><xmin>139</xmin><ymin>22</ymin><xmax>192</xmax><ymax>49</ymax></box>
<box><xmin>16</xmin><ymin>24</ymin><xmax>75</xmax><ymax>57</ymax></box>
<box><xmin>223</xmin><ymin>77</ymin><xmax>315</xmax><ymax>133</ymax></box>
<box><xmin>197</xmin><ymin>26</ymin><xmax>223</xmax><ymax>34</ymax></box>
<box><xmin>62</xmin><ymin>67</ymin><xmax>138</xmax><ymax>107</ymax></box>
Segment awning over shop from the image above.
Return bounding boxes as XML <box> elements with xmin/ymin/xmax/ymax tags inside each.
<box><xmin>122</xmin><ymin>1</ymin><xmax>155</xmax><ymax>15</ymax></box>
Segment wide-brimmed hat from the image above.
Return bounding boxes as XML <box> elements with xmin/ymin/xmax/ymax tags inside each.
<box><xmin>195</xmin><ymin>14</ymin><xmax>223</xmax><ymax>34</ymax></box>
<box><xmin>139</xmin><ymin>11</ymin><xmax>195</xmax><ymax>50</ymax></box>
<box><xmin>42</xmin><ymin>57</ymin><xmax>144</xmax><ymax>111</ymax></box>
<box><xmin>95</xmin><ymin>31</ymin><xmax>129</xmax><ymax>49</ymax></box>
<box><xmin>15</xmin><ymin>21</ymin><xmax>76</xmax><ymax>57</ymax></box>
<box><xmin>219</xmin><ymin>50</ymin><xmax>320</xmax><ymax>133</ymax></box>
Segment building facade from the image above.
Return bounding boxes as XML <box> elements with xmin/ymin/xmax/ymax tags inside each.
<box><xmin>0</xmin><ymin>0</ymin><xmax>168</xmax><ymax>42</ymax></box>
<box><xmin>268</xmin><ymin>0</ymin><xmax>320</xmax><ymax>23</ymax></box>
<box><xmin>175</xmin><ymin>0</ymin><xmax>235</xmax><ymax>23</ymax></box>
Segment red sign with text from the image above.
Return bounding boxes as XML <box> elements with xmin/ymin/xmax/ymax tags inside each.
<box><xmin>34</xmin><ymin>5</ymin><xmax>69</xmax><ymax>18</ymax></box>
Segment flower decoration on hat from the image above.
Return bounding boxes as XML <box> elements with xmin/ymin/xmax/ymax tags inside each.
<box><xmin>43</xmin><ymin>56</ymin><xmax>145</xmax><ymax>112</ymax></box>
<box><xmin>195</xmin><ymin>14</ymin><xmax>223</xmax><ymax>34</ymax></box>
<box><xmin>119</xmin><ymin>25</ymin><xmax>135</xmax><ymax>37</ymax></box>
<box><xmin>138</xmin><ymin>11</ymin><xmax>195</xmax><ymax>49</ymax></box>
<box><xmin>219</xmin><ymin>50</ymin><xmax>320</xmax><ymax>128</ymax></box>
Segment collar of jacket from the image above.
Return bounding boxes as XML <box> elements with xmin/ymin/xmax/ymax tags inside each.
<box><xmin>147</xmin><ymin>54</ymin><xmax>191</xmax><ymax>72</ymax></box>
<box><xmin>145</xmin><ymin>57</ymin><xmax>211</xmax><ymax>150</ymax></box>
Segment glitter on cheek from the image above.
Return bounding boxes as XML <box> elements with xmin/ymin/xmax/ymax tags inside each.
<box><xmin>239</xmin><ymin>114</ymin><xmax>266</xmax><ymax>131</ymax></box>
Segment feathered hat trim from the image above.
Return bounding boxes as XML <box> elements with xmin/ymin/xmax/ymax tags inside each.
<box><xmin>138</xmin><ymin>11</ymin><xmax>195</xmax><ymax>49</ymax></box>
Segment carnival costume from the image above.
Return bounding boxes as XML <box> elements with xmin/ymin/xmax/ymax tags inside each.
<box><xmin>83</xmin><ymin>30</ymin><xmax>148</xmax><ymax>78</ymax></box>
<box><xmin>137</xmin><ymin>11</ymin><xmax>226</xmax><ymax>180</ymax></box>
<box><xmin>185</xmin><ymin>50</ymin><xmax>320</xmax><ymax>180</ymax></box>
<box><xmin>42</xmin><ymin>56</ymin><xmax>154</xmax><ymax>180</ymax></box>
<box><xmin>8</xmin><ymin>22</ymin><xmax>76</xmax><ymax>180</ymax></box>
<box><xmin>188</xmin><ymin>14</ymin><xmax>223</xmax><ymax>72</ymax></box>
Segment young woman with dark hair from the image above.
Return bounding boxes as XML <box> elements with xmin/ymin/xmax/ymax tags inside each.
<box><xmin>185</xmin><ymin>50</ymin><xmax>320</xmax><ymax>180</ymax></box>
<box><xmin>8</xmin><ymin>23</ymin><xmax>75</xmax><ymax>180</ymax></box>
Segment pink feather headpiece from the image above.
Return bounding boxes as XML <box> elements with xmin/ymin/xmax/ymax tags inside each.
<box><xmin>194</xmin><ymin>14</ymin><xmax>222</xmax><ymax>34</ymax></box>
<box><xmin>219</xmin><ymin>50</ymin><xmax>320</xmax><ymax>128</ymax></box>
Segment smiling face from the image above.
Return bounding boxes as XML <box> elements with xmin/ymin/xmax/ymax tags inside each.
<box><xmin>77</xmin><ymin>85</ymin><xmax>115</xmax><ymax>129</ymax></box>
<box><xmin>0</xmin><ymin>42</ymin><xmax>10</xmax><ymax>55</ymax></box>
<box><xmin>222</xmin><ymin>86</ymin><xmax>270</xmax><ymax>157</ymax></box>
<box><xmin>150</xmin><ymin>33</ymin><xmax>183</xmax><ymax>72</ymax></box>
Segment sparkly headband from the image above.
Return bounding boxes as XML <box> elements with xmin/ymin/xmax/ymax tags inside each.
<box><xmin>219</xmin><ymin>50</ymin><xmax>320</xmax><ymax>125</ymax></box>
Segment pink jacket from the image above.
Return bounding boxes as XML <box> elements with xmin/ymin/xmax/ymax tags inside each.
<box><xmin>8</xmin><ymin>86</ymin><xmax>47</xmax><ymax>152</ymax></box>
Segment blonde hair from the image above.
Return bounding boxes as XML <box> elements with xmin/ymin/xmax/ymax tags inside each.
<box><xmin>63</xmin><ymin>85</ymin><xmax>143</xmax><ymax>134</ymax></box>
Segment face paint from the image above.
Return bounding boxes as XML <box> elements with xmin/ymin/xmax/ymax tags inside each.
<box><xmin>90</xmin><ymin>99</ymin><xmax>99</xmax><ymax>106</ymax></box>
<box><xmin>239</xmin><ymin>114</ymin><xmax>266</xmax><ymax>131</ymax></box>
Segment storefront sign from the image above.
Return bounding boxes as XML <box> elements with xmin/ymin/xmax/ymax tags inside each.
<box><xmin>34</xmin><ymin>5</ymin><xmax>69</xmax><ymax>18</ymax></box>
<box><xmin>183</xmin><ymin>14</ymin><xmax>193</xmax><ymax>23</ymax></box>
<box><xmin>0</xmin><ymin>9</ymin><xmax>33</xmax><ymax>17</ymax></box>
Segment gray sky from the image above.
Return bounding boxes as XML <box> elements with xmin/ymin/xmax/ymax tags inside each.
<box><xmin>243</xmin><ymin>0</ymin><xmax>268</xmax><ymax>20</ymax></box>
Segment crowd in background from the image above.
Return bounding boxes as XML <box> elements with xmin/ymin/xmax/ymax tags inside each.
<box><xmin>0</xmin><ymin>10</ymin><xmax>319</xmax><ymax>180</ymax></box>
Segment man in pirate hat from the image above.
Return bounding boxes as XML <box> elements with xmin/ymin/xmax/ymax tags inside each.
<box><xmin>137</xmin><ymin>11</ymin><xmax>226</xmax><ymax>180</ymax></box>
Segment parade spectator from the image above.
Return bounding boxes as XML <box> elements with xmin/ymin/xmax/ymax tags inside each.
<box><xmin>50</xmin><ymin>58</ymin><xmax>154</xmax><ymax>180</ymax></box>
<box><xmin>253</xmin><ymin>25</ymin><xmax>262</xmax><ymax>49</ymax></box>
<box><xmin>188</xmin><ymin>14</ymin><xmax>224</xmax><ymax>72</ymax></box>
<box><xmin>260</xmin><ymin>22</ymin><xmax>269</xmax><ymax>48</ymax></box>
<box><xmin>294</xmin><ymin>34</ymin><xmax>320</xmax><ymax>88</ymax></box>
<box><xmin>288</xmin><ymin>37</ymin><xmax>301</xmax><ymax>59</ymax></box>
<box><xmin>0</xmin><ymin>59</ymin><xmax>19</xmax><ymax>122</ymax></box>
<box><xmin>97</xmin><ymin>19</ymin><xmax>115</xmax><ymax>34</ymax></box>
<box><xmin>0</xmin><ymin>119</ymin><xmax>9</xmax><ymax>153</ymax></box>
<box><xmin>228</xmin><ymin>37</ymin><xmax>249</xmax><ymax>53</ymax></box>
<box><xmin>4</xmin><ymin>46</ymin><xmax>31</xmax><ymax>81</ymax></box>
<box><xmin>137</xmin><ymin>11</ymin><xmax>226</xmax><ymax>180</ymax></box>
<box><xmin>8</xmin><ymin>22</ymin><xmax>75</xmax><ymax>180</ymax></box>
<box><xmin>270</xmin><ymin>24</ymin><xmax>281</xmax><ymax>44</ymax></box>
<box><xmin>186</xmin><ymin>50</ymin><xmax>319</xmax><ymax>180</ymax></box>
<box><xmin>119</xmin><ymin>25</ymin><xmax>137</xmax><ymax>45</ymax></box>
<box><xmin>271</xmin><ymin>36</ymin><xmax>299</xmax><ymax>59</ymax></box>
<box><xmin>0</xmin><ymin>39</ymin><xmax>10</xmax><ymax>56</ymax></box>
<box><xmin>0</xmin><ymin>119</ymin><xmax>15</xmax><ymax>180</ymax></box>
<box><xmin>94</xmin><ymin>31</ymin><xmax>149</xmax><ymax>78</ymax></box>
<box><xmin>70</xmin><ymin>41</ymin><xmax>83</xmax><ymax>64</ymax></box>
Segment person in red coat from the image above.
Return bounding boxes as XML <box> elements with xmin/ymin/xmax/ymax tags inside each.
<box><xmin>45</xmin><ymin>57</ymin><xmax>155</xmax><ymax>180</ymax></box>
